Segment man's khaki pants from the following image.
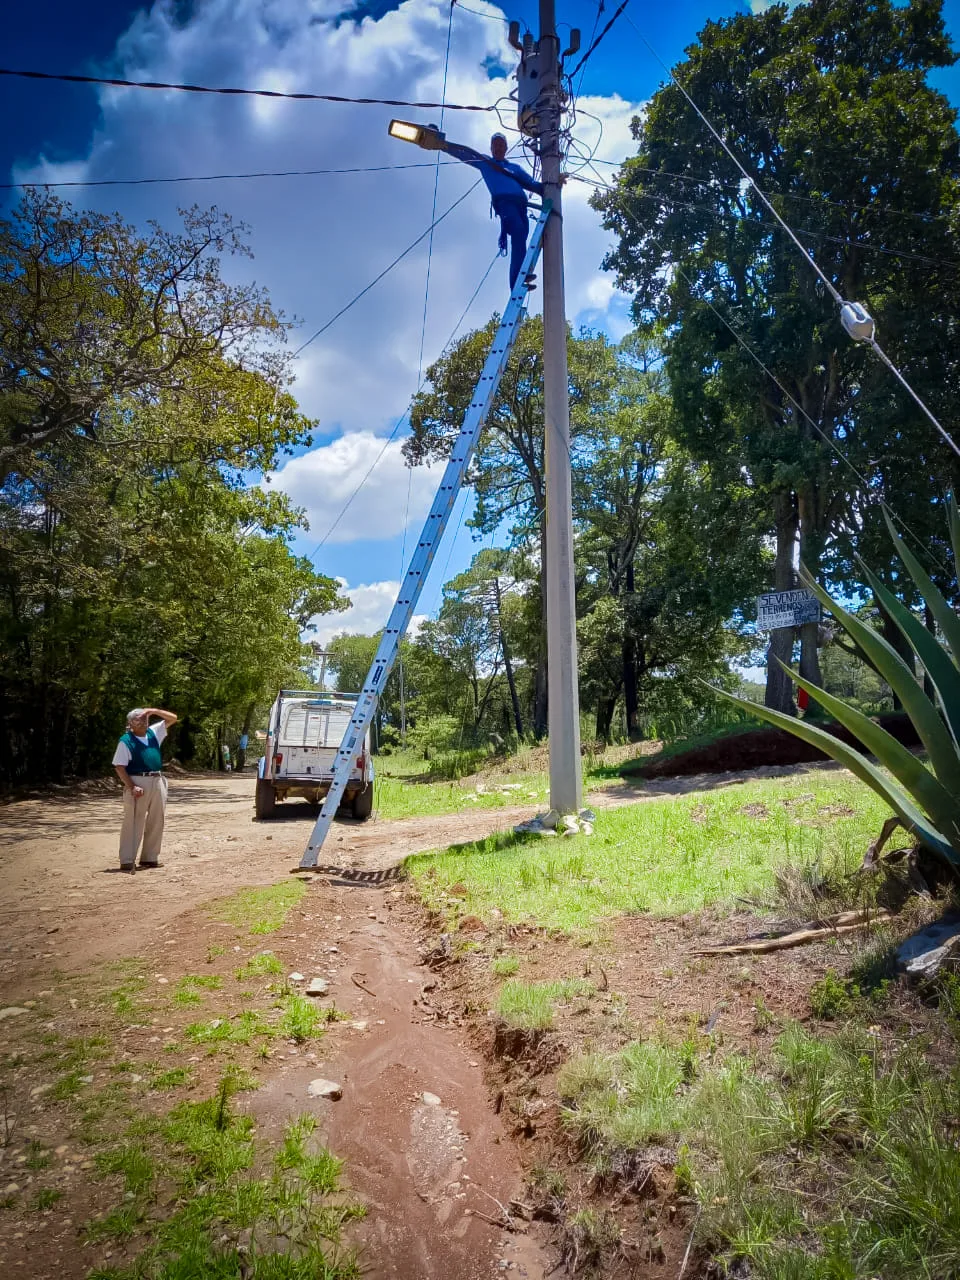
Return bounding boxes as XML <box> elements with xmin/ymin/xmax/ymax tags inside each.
<box><xmin>119</xmin><ymin>775</ymin><xmax>168</xmax><ymax>868</ymax></box>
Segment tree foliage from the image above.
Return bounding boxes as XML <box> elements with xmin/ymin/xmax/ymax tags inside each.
<box><xmin>0</xmin><ymin>195</ymin><xmax>345</xmax><ymax>787</ymax></box>
<box><xmin>593</xmin><ymin>0</ymin><xmax>960</xmax><ymax>710</ymax></box>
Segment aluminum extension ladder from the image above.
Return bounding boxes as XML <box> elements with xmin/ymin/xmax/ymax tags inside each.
<box><xmin>300</xmin><ymin>202</ymin><xmax>551</xmax><ymax>867</ymax></box>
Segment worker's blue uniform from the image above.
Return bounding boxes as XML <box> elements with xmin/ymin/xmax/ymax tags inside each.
<box><xmin>446</xmin><ymin>145</ymin><xmax>543</xmax><ymax>289</ymax></box>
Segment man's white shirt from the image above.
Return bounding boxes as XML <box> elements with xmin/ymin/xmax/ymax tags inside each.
<box><xmin>112</xmin><ymin>720</ymin><xmax>168</xmax><ymax>768</ymax></box>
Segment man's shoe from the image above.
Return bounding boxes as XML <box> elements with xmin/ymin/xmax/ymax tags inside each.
<box><xmin>121</xmin><ymin>864</ymin><xmax>136</xmax><ymax>875</ymax></box>
<box><xmin>139</xmin><ymin>860</ymin><xmax>163</xmax><ymax>869</ymax></box>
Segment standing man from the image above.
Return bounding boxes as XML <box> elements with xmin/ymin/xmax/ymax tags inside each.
<box><xmin>444</xmin><ymin>133</ymin><xmax>543</xmax><ymax>290</ymax></box>
<box><xmin>112</xmin><ymin>707</ymin><xmax>178</xmax><ymax>874</ymax></box>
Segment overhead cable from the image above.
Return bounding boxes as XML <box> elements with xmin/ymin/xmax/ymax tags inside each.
<box><xmin>567</xmin><ymin>0</ymin><xmax>633</xmax><ymax>80</ymax></box>
<box><xmin>305</xmin><ymin>251</ymin><xmax>501</xmax><ymax>556</ymax></box>
<box><xmin>624</xmin><ymin>15</ymin><xmax>960</xmax><ymax>462</ymax></box>
<box><xmin>572</xmin><ymin>177</ymin><xmax>960</xmax><ymax>272</ymax></box>
<box><xmin>292</xmin><ymin>179</ymin><xmax>481</xmax><ymax>358</ymax></box>
<box><xmin>0</xmin><ymin>65</ymin><xmax>496</xmax><ymax>112</ymax></box>
<box><xmin>1</xmin><ymin>161</ymin><xmax>460</xmax><ymax>191</ymax></box>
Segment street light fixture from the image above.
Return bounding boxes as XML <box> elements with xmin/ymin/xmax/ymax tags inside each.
<box><xmin>388</xmin><ymin>119</ymin><xmax>446</xmax><ymax>150</ymax></box>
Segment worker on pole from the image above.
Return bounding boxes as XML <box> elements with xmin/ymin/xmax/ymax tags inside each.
<box><xmin>443</xmin><ymin>133</ymin><xmax>543</xmax><ymax>289</ymax></box>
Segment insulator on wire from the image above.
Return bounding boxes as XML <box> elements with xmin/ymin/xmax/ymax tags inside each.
<box><xmin>840</xmin><ymin>301</ymin><xmax>876</xmax><ymax>343</ymax></box>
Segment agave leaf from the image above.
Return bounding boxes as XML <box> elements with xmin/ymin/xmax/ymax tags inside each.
<box><xmin>712</xmin><ymin>687</ymin><xmax>959</xmax><ymax>868</ymax></box>
<box><xmin>883</xmin><ymin>508</ymin><xmax>960</xmax><ymax>667</ymax></box>
<box><xmin>859</xmin><ymin>562</ymin><xmax>960</xmax><ymax>747</ymax></box>
<box><xmin>782</xmin><ymin>664</ymin><xmax>960</xmax><ymax>846</ymax></box>
<box><xmin>949</xmin><ymin>494</ymin><xmax>960</xmax><ymax>579</ymax></box>
<box><xmin>799</xmin><ymin>571</ymin><xmax>960</xmax><ymax>795</ymax></box>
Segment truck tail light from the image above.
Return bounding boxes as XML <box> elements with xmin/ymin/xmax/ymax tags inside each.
<box><xmin>274</xmin><ymin>753</ymin><xmax>283</xmax><ymax>769</ymax></box>
<box><xmin>356</xmin><ymin>752</ymin><xmax>366</xmax><ymax>771</ymax></box>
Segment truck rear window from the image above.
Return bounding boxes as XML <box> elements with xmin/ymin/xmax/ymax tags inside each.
<box><xmin>278</xmin><ymin>703</ymin><xmax>354</xmax><ymax>748</ymax></box>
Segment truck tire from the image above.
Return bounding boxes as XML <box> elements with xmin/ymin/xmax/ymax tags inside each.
<box><xmin>352</xmin><ymin>784</ymin><xmax>374</xmax><ymax>821</ymax></box>
<box><xmin>255</xmin><ymin>778</ymin><xmax>277</xmax><ymax>819</ymax></box>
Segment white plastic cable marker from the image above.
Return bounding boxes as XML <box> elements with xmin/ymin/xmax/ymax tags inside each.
<box><xmin>301</xmin><ymin>203</ymin><xmax>551</xmax><ymax>867</ymax></box>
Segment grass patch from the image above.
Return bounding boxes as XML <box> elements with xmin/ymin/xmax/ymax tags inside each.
<box><xmin>491</xmin><ymin>955</ymin><xmax>521</xmax><ymax>977</ymax></box>
<box><xmin>497</xmin><ymin>978</ymin><xmax>594</xmax><ymax>1030</ymax></box>
<box><xmin>185</xmin><ymin>1011</ymin><xmax>270</xmax><ymax>1049</ymax></box>
<box><xmin>235</xmin><ymin>951</ymin><xmax>284</xmax><ymax>981</ymax></box>
<box><xmin>212</xmin><ymin>881</ymin><xmax>306</xmax><ymax>935</ymax></box>
<box><xmin>151</xmin><ymin>1065</ymin><xmax>193</xmax><ymax>1091</ymax></box>
<box><xmin>559</xmin><ymin>1023</ymin><xmax>960</xmax><ymax>1278</ymax></box>
<box><xmin>32</xmin><ymin>1187</ymin><xmax>62</xmax><ymax>1211</ymax></box>
<box><xmin>85</xmin><ymin>1075</ymin><xmax>362</xmax><ymax>1279</ymax></box>
<box><xmin>408</xmin><ymin>771</ymin><xmax>891</xmax><ymax>930</ymax></box>
<box><xmin>277</xmin><ymin>993</ymin><xmax>325</xmax><ymax>1044</ymax></box>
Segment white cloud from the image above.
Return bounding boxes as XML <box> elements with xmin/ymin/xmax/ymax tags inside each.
<box><xmin>310</xmin><ymin>577</ymin><xmax>427</xmax><ymax>646</ymax></box>
<box><xmin>10</xmin><ymin>1</ymin><xmax>647</xmax><ymax>542</ymax></box>
<box><xmin>10</xmin><ymin>1</ymin><xmax>645</xmax><ymax>434</ymax></box>
<box><xmin>268</xmin><ymin>430</ymin><xmax>437</xmax><ymax>543</ymax></box>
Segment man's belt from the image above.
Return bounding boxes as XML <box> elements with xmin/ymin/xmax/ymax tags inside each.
<box><xmin>131</xmin><ymin>770</ymin><xmax>163</xmax><ymax>776</ymax></box>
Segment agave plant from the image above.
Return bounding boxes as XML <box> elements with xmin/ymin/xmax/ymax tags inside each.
<box><xmin>718</xmin><ymin>501</ymin><xmax>960</xmax><ymax>873</ymax></box>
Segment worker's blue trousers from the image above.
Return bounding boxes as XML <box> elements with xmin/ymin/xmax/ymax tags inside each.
<box><xmin>493</xmin><ymin>195</ymin><xmax>530</xmax><ymax>290</ymax></box>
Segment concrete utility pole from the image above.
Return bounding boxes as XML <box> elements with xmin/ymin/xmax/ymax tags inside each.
<box><xmin>535</xmin><ymin>0</ymin><xmax>583</xmax><ymax>814</ymax></box>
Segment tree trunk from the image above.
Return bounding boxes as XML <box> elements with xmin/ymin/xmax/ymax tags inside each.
<box><xmin>533</xmin><ymin>537</ymin><xmax>548</xmax><ymax>738</ymax></box>
<box><xmin>765</xmin><ymin>491</ymin><xmax>798</xmax><ymax>715</ymax></box>
<box><xmin>595</xmin><ymin>695</ymin><xmax>617</xmax><ymax>743</ymax></box>
<box><xmin>495</xmin><ymin>579</ymin><xmax>524</xmax><ymax>739</ymax></box>
<box><xmin>797</xmin><ymin>489</ymin><xmax>824</xmax><ymax>690</ymax></box>
<box><xmin>622</xmin><ymin>562</ymin><xmax>639</xmax><ymax>739</ymax></box>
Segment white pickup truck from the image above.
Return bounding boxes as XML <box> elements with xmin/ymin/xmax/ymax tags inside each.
<box><xmin>255</xmin><ymin>690</ymin><xmax>374</xmax><ymax>821</ymax></box>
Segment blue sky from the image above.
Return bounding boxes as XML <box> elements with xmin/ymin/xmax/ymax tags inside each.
<box><xmin>4</xmin><ymin>0</ymin><xmax>959</xmax><ymax>642</ymax></box>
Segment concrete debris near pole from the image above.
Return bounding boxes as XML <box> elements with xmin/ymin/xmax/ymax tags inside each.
<box><xmin>514</xmin><ymin>807</ymin><xmax>596</xmax><ymax>837</ymax></box>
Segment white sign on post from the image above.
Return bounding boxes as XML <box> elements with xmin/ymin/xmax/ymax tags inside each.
<box><xmin>757</xmin><ymin>589</ymin><xmax>820</xmax><ymax>631</ymax></box>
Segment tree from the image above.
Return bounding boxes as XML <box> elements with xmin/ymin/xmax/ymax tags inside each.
<box><xmin>405</xmin><ymin>316</ymin><xmax>619</xmax><ymax>736</ymax></box>
<box><xmin>593</xmin><ymin>0</ymin><xmax>960</xmax><ymax>713</ymax></box>
<box><xmin>0</xmin><ymin>195</ymin><xmax>344</xmax><ymax>787</ymax></box>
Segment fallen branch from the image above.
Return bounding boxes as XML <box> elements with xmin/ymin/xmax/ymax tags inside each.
<box><xmin>862</xmin><ymin>815</ymin><xmax>904</xmax><ymax>869</ymax></box>
<box><xmin>698</xmin><ymin>908</ymin><xmax>891</xmax><ymax>956</ymax></box>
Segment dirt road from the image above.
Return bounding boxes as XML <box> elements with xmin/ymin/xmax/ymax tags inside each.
<box><xmin>0</xmin><ymin>765</ymin><xmax>819</xmax><ymax>1279</ymax></box>
<box><xmin>0</xmin><ymin>764</ymin><xmax>816</xmax><ymax>986</ymax></box>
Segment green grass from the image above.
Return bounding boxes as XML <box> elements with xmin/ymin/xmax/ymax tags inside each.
<box><xmin>558</xmin><ymin>1023</ymin><xmax>960</xmax><ymax>1279</ymax></box>
<box><xmin>276</xmin><ymin>993</ymin><xmax>325</xmax><ymax>1044</ymax></box>
<box><xmin>370</xmin><ymin>752</ymin><xmax>624</xmax><ymax>822</ymax></box>
<box><xmin>408</xmin><ymin>771</ymin><xmax>892</xmax><ymax>931</ymax></box>
<box><xmin>32</xmin><ymin>1187</ymin><xmax>62</xmax><ymax>1211</ymax></box>
<box><xmin>491</xmin><ymin>955</ymin><xmax>521</xmax><ymax>977</ymax></box>
<box><xmin>85</xmin><ymin>1076</ymin><xmax>362</xmax><ymax>1280</ymax></box>
<box><xmin>497</xmin><ymin>978</ymin><xmax>594</xmax><ymax>1029</ymax></box>
<box><xmin>212</xmin><ymin>881</ymin><xmax>307</xmax><ymax>935</ymax></box>
<box><xmin>185</xmin><ymin>1011</ymin><xmax>270</xmax><ymax>1048</ymax></box>
<box><xmin>151</xmin><ymin>1066</ymin><xmax>193</xmax><ymax>1091</ymax></box>
<box><xmin>235</xmin><ymin>951</ymin><xmax>284</xmax><ymax>981</ymax></box>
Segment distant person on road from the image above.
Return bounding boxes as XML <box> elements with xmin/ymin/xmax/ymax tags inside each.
<box><xmin>444</xmin><ymin>133</ymin><xmax>543</xmax><ymax>290</ymax></box>
<box><xmin>112</xmin><ymin>707</ymin><xmax>178</xmax><ymax>874</ymax></box>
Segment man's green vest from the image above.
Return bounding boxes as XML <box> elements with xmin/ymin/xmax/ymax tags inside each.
<box><xmin>121</xmin><ymin>728</ymin><xmax>163</xmax><ymax>775</ymax></box>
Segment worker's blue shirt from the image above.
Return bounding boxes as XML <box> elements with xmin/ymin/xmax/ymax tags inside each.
<box><xmin>446</xmin><ymin>144</ymin><xmax>542</xmax><ymax>203</ymax></box>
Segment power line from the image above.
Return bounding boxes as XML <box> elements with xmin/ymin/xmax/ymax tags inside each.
<box><xmin>1</xmin><ymin>161</ymin><xmax>462</xmax><ymax>191</ymax></box>
<box><xmin>567</xmin><ymin>0</ymin><xmax>633</xmax><ymax>80</ymax></box>
<box><xmin>579</xmin><ymin>164</ymin><xmax>953</xmax><ymax>577</ymax></box>
<box><xmin>622</xmin><ymin>15</ymin><xmax>960</xmax><ymax>462</ymax></box>
<box><xmin>586</xmin><ymin>156</ymin><xmax>954</xmax><ymax>228</ymax></box>
<box><xmin>305</xmin><ymin>250</ymin><xmax>500</xmax><ymax>557</ymax></box>
<box><xmin>292</xmin><ymin>178</ymin><xmax>481</xmax><ymax>358</ymax></box>
<box><xmin>0</xmin><ymin>65</ymin><xmax>496</xmax><ymax>113</ymax></box>
<box><xmin>574</xmin><ymin>176</ymin><xmax>960</xmax><ymax>272</ymax></box>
